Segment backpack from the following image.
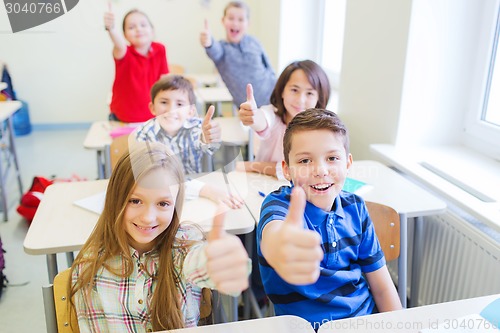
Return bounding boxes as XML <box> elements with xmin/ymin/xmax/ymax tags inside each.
<box><xmin>16</xmin><ymin>176</ymin><xmax>54</xmax><ymax>224</ymax></box>
<box><xmin>0</xmin><ymin>235</ymin><xmax>7</xmax><ymax>299</ymax></box>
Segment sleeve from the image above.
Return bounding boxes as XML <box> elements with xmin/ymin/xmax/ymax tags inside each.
<box><xmin>160</xmin><ymin>43</ymin><xmax>169</xmax><ymax>75</ymax></box>
<box><xmin>254</xmin><ymin>105</ymin><xmax>276</xmax><ymax>140</ymax></box>
<box><xmin>205</xmin><ymin>38</ymin><xmax>224</xmax><ymax>63</ymax></box>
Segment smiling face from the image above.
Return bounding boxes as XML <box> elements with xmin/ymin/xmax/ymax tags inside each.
<box><xmin>123</xmin><ymin>168</ymin><xmax>180</xmax><ymax>255</ymax></box>
<box><xmin>222</xmin><ymin>6</ymin><xmax>249</xmax><ymax>44</ymax></box>
<box><xmin>123</xmin><ymin>11</ymin><xmax>154</xmax><ymax>50</ymax></box>
<box><xmin>283</xmin><ymin>129</ymin><xmax>352</xmax><ymax>211</ymax></box>
<box><xmin>150</xmin><ymin>89</ymin><xmax>196</xmax><ymax>137</ymax></box>
<box><xmin>282</xmin><ymin>69</ymin><xmax>319</xmax><ymax>124</ymax></box>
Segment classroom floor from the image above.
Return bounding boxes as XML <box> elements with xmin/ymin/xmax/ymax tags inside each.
<box><xmin>0</xmin><ymin>128</ymin><xmax>96</xmax><ymax>332</ymax></box>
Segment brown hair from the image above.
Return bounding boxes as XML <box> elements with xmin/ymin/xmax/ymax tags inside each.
<box><xmin>224</xmin><ymin>1</ymin><xmax>250</xmax><ymax>18</ymax></box>
<box><xmin>122</xmin><ymin>9</ymin><xmax>153</xmax><ymax>32</ymax></box>
<box><xmin>150</xmin><ymin>74</ymin><xmax>196</xmax><ymax>105</ymax></box>
<box><xmin>70</xmin><ymin>141</ymin><xmax>196</xmax><ymax>330</ymax></box>
<box><xmin>283</xmin><ymin>108</ymin><xmax>349</xmax><ymax>164</ymax></box>
<box><xmin>271</xmin><ymin>60</ymin><xmax>331</xmax><ymax>124</ymax></box>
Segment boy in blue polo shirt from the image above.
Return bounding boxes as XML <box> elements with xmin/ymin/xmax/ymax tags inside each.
<box><xmin>257</xmin><ymin>109</ymin><xmax>402</xmax><ymax>330</ymax></box>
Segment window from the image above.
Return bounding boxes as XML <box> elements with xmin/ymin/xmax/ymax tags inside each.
<box><xmin>465</xmin><ymin>2</ymin><xmax>500</xmax><ymax>160</ymax></box>
<box><xmin>483</xmin><ymin>10</ymin><xmax>500</xmax><ymax>127</ymax></box>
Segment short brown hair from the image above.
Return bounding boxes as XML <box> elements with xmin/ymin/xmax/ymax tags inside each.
<box><xmin>271</xmin><ymin>60</ymin><xmax>331</xmax><ymax>124</ymax></box>
<box><xmin>150</xmin><ymin>74</ymin><xmax>196</xmax><ymax>105</ymax></box>
<box><xmin>283</xmin><ymin>108</ymin><xmax>349</xmax><ymax>164</ymax></box>
<box><xmin>224</xmin><ymin>1</ymin><xmax>250</xmax><ymax>18</ymax></box>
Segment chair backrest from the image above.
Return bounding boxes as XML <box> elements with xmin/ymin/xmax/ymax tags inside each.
<box><xmin>53</xmin><ymin>268</ymin><xmax>79</xmax><ymax>333</ymax></box>
<box><xmin>365</xmin><ymin>201</ymin><xmax>400</xmax><ymax>262</ymax></box>
<box><xmin>169</xmin><ymin>63</ymin><xmax>185</xmax><ymax>75</ymax></box>
<box><xmin>104</xmin><ymin>134</ymin><xmax>129</xmax><ymax>178</ymax></box>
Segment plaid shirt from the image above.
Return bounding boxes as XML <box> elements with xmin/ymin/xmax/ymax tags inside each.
<box><xmin>134</xmin><ymin>117</ymin><xmax>220</xmax><ymax>174</ymax></box>
<box><xmin>73</xmin><ymin>225</ymin><xmax>216</xmax><ymax>332</ymax></box>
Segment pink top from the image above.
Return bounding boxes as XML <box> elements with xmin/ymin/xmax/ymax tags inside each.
<box><xmin>255</xmin><ymin>104</ymin><xmax>287</xmax><ymax>162</ymax></box>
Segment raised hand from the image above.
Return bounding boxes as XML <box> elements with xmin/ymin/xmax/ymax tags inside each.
<box><xmin>104</xmin><ymin>1</ymin><xmax>115</xmax><ymax>31</ymax></box>
<box><xmin>202</xmin><ymin>105</ymin><xmax>221</xmax><ymax>143</ymax></box>
<box><xmin>262</xmin><ymin>187</ymin><xmax>323</xmax><ymax>285</ymax></box>
<box><xmin>205</xmin><ymin>207</ymin><xmax>249</xmax><ymax>294</ymax></box>
<box><xmin>200</xmin><ymin>18</ymin><xmax>213</xmax><ymax>48</ymax></box>
<box><xmin>238</xmin><ymin>84</ymin><xmax>266</xmax><ymax>131</ymax></box>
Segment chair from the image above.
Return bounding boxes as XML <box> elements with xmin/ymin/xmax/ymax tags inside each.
<box><xmin>42</xmin><ymin>268</ymin><xmax>79</xmax><ymax>333</ymax></box>
<box><xmin>365</xmin><ymin>201</ymin><xmax>403</xmax><ymax>301</ymax></box>
<box><xmin>103</xmin><ymin>134</ymin><xmax>129</xmax><ymax>178</ymax></box>
<box><xmin>169</xmin><ymin>63</ymin><xmax>185</xmax><ymax>75</ymax></box>
<box><xmin>43</xmin><ymin>268</ymin><xmax>213</xmax><ymax>332</ymax></box>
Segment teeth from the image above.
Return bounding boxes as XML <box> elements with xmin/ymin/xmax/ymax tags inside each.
<box><xmin>135</xmin><ymin>224</ymin><xmax>154</xmax><ymax>230</ymax></box>
<box><xmin>312</xmin><ymin>184</ymin><xmax>331</xmax><ymax>190</ymax></box>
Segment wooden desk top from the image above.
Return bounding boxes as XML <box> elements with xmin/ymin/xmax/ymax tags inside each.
<box><xmin>164</xmin><ymin>315</ymin><xmax>315</xmax><ymax>332</ymax></box>
<box><xmin>318</xmin><ymin>294</ymin><xmax>500</xmax><ymax>333</ymax></box>
<box><xmin>24</xmin><ymin>171</ymin><xmax>255</xmax><ymax>255</ymax></box>
<box><xmin>0</xmin><ymin>100</ymin><xmax>22</xmax><ymax>122</ymax></box>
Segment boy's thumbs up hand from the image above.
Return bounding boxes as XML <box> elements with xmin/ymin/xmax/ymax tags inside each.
<box><xmin>238</xmin><ymin>84</ymin><xmax>266</xmax><ymax>131</ymax></box>
<box><xmin>104</xmin><ymin>1</ymin><xmax>115</xmax><ymax>31</ymax></box>
<box><xmin>202</xmin><ymin>105</ymin><xmax>221</xmax><ymax>144</ymax></box>
<box><xmin>205</xmin><ymin>206</ymin><xmax>250</xmax><ymax>295</ymax></box>
<box><xmin>200</xmin><ymin>18</ymin><xmax>213</xmax><ymax>48</ymax></box>
<box><xmin>263</xmin><ymin>187</ymin><xmax>323</xmax><ymax>285</ymax></box>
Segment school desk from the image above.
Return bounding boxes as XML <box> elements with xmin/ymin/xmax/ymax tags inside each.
<box><xmin>195</xmin><ymin>86</ymin><xmax>233</xmax><ymax>117</ymax></box>
<box><xmin>162</xmin><ymin>315</ymin><xmax>316</xmax><ymax>333</ymax></box>
<box><xmin>83</xmin><ymin>118</ymin><xmax>249</xmax><ymax>179</ymax></box>
<box><xmin>0</xmin><ymin>100</ymin><xmax>24</xmax><ymax>221</ymax></box>
<box><xmin>185</xmin><ymin>73</ymin><xmax>221</xmax><ymax>88</ymax></box>
<box><xmin>226</xmin><ymin>160</ymin><xmax>447</xmax><ymax>308</ymax></box>
<box><xmin>317</xmin><ymin>293</ymin><xmax>500</xmax><ymax>333</ymax></box>
<box><xmin>23</xmin><ymin>171</ymin><xmax>255</xmax><ymax>284</ymax></box>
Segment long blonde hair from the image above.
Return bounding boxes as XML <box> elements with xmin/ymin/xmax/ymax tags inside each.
<box><xmin>70</xmin><ymin>141</ymin><xmax>192</xmax><ymax>330</ymax></box>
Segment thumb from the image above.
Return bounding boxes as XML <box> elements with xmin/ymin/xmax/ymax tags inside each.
<box><xmin>203</xmin><ymin>105</ymin><xmax>215</xmax><ymax>126</ymax></box>
<box><xmin>285</xmin><ymin>187</ymin><xmax>306</xmax><ymax>228</ymax></box>
<box><xmin>108</xmin><ymin>0</ymin><xmax>112</xmax><ymax>12</ymax></box>
<box><xmin>208</xmin><ymin>205</ymin><xmax>226</xmax><ymax>241</ymax></box>
<box><xmin>204</xmin><ymin>18</ymin><xmax>209</xmax><ymax>31</ymax></box>
<box><xmin>246</xmin><ymin>83</ymin><xmax>255</xmax><ymax>103</ymax></box>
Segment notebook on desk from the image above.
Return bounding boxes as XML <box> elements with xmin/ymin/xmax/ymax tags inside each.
<box><xmin>342</xmin><ymin>177</ymin><xmax>373</xmax><ymax>195</ymax></box>
<box><xmin>419</xmin><ymin>298</ymin><xmax>500</xmax><ymax>332</ymax></box>
<box><xmin>73</xmin><ymin>191</ymin><xmax>105</xmax><ymax>215</ymax></box>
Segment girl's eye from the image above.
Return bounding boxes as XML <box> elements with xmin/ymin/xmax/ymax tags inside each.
<box><xmin>158</xmin><ymin>201</ymin><xmax>171</xmax><ymax>208</ymax></box>
<box><xmin>129</xmin><ymin>198</ymin><xmax>141</xmax><ymax>205</ymax></box>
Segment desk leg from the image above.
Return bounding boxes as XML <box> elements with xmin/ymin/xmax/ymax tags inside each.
<box><xmin>398</xmin><ymin>213</ymin><xmax>408</xmax><ymax>308</ymax></box>
<box><xmin>96</xmin><ymin>150</ymin><xmax>106</xmax><ymax>179</ymax></box>
<box><xmin>410</xmin><ymin>216</ymin><xmax>423</xmax><ymax>307</ymax></box>
<box><xmin>7</xmin><ymin>117</ymin><xmax>23</xmax><ymax>196</ymax></box>
<box><xmin>46</xmin><ymin>254</ymin><xmax>58</xmax><ymax>284</ymax></box>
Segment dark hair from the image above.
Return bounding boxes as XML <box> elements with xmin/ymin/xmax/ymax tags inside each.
<box><xmin>224</xmin><ymin>1</ymin><xmax>250</xmax><ymax>18</ymax></box>
<box><xmin>271</xmin><ymin>60</ymin><xmax>331</xmax><ymax>124</ymax></box>
<box><xmin>122</xmin><ymin>9</ymin><xmax>153</xmax><ymax>32</ymax></box>
<box><xmin>150</xmin><ymin>74</ymin><xmax>196</xmax><ymax>105</ymax></box>
<box><xmin>283</xmin><ymin>108</ymin><xmax>349</xmax><ymax>164</ymax></box>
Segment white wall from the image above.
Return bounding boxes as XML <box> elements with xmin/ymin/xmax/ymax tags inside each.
<box><xmin>0</xmin><ymin>0</ymin><xmax>280</xmax><ymax>125</ymax></box>
<box><xmin>338</xmin><ymin>0</ymin><xmax>413</xmax><ymax>159</ymax></box>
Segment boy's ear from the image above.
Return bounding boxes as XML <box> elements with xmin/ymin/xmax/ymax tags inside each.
<box><xmin>346</xmin><ymin>153</ymin><xmax>353</xmax><ymax>170</ymax></box>
<box><xmin>188</xmin><ymin>105</ymin><xmax>197</xmax><ymax>117</ymax></box>
<box><xmin>282</xmin><ymin>160</ymin><xmax>292</xmax><ymax>181</ymax></box>
<box><xmin>149</xmin><ymin>102</ymin><xmax>157</xmax><ymax>116</ymax></box>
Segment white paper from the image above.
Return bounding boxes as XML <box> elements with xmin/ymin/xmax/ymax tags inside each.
<box><xmin>73</xmin><ymin>191</ymin><xmax>106</xmax><ymax>215</ymax></box>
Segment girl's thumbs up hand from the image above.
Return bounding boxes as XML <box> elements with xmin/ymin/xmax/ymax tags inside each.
<box><xmin>262</xmin><ymin>187</ymin><xmax>323</xmax><ymax>285</ymax></box>
<box><xmin>205</xmin><ymin>206</ymin><xmax>249</xmax><ymax>295</ymax></box>
<box><xmin>104</xmin><ymin>1</ymin><xmax>115</xmax><ymax>31</ymax></box>
<box><xmin>238</xmin><ymin>83</ymin><xmax>266</xmax><ymax>131</ymax></box>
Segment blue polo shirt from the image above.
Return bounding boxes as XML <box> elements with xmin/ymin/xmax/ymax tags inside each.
<box><xmin>257</xmin><ymin>185</ymin><xmax>385</xmax><ymax>330</ymax></box>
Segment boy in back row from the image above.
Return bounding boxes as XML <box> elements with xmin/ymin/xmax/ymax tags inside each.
<box><xmin>257</xmin><ymin>109</ymin><xmax>402</xmax><ymax>329</ymax></box>
<box><xmin>200</xmin><ymin>1</ymin><xmax>276</xmax><ymax>107</ymax></box>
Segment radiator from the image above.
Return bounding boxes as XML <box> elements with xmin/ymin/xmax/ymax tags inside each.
<box><xmin>388</xmin><ymin>212</ymin><xmax>500</xmax><ymax>306</ymax></box>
